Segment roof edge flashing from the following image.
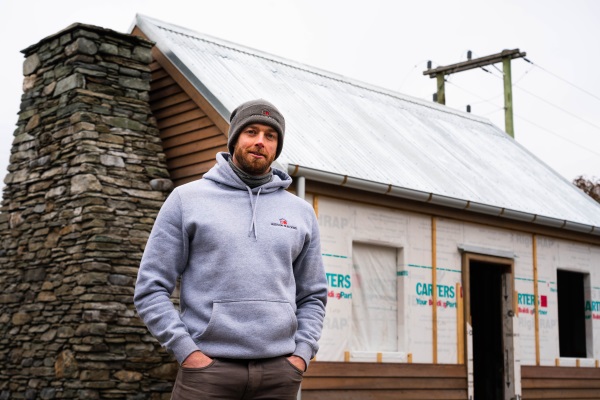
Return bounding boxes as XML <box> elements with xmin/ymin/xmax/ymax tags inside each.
<box><xmin>290</xmin><ymin>165</ymin><xmax>598</xmax><ymax>236</ymax></box>
<box><xmin>344</xmin><ymin>176</ymin><xmax>389</xmax><ymax>194</ymax></box>
<box><xmin>465</xmin><ymin>201</ymin><xmax>503</xmax><ymax>217</ymax></box>
<box><xmin>428</xmin><ymin>194</ymin><xmax>468</xmax><ymax>210</ymax></box>
<box><xmin>289</xmin><ymin>165</ymin><xmax>345</xmax><ymax>186</ymax></box>
<box><xmin>388</xmin><ymin>186</ymin><xmax>431</xmax><ymax>202</ymax></box>
<box><xmin>533</xmin><ymin>215</ymin><xmax>566</xmax><ymax>229</ymax></box>
<box><xmin>500</xmin><ymin>208</ymin><xmax>535</xmax><ymax>223</ymax></box>
<box><xmin>132</xmin><ymin>15</ymin><xmax>230</xmax><ymax>122</ymax></box>
<box><xmin>563</xmin><ymin>221</ymin><xmax>594</xmax><ymax>234</ymax></box>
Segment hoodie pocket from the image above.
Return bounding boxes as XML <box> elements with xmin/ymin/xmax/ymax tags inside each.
<box><xmin>198</xmin><ymin>300</ymin><xmax>297</xmax><ymax>357</ymax></box>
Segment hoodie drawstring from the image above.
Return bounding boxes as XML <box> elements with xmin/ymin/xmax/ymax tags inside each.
<box><xmin>247</xmin><ymin>187</ymin><xmax>262</xmax><ymax>239</ymax></box>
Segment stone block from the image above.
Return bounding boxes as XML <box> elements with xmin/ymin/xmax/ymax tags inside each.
<box><xmin>100</xmin><ymin>154</ymin><xmax>125</xmax><ymax>168</ymax></box>
<box><xmin>70</xmin><ymin>174</ymin><xmax>102</xmax><ymax>194</ymax></box>
<box><xmin>23</xmin><ymin>268</ymin><xmax>46</xmax><ymax>282</ymax></box>
<box><xmin>150</xmin><ymin>179</ymin><xmax>174</xmax><ymax>192</ymax></box>
<box><xmin>101</xmin><ymin>116</ymin><xmax>146</xmax><ymax>132</ymax></box>
<box><xmin>148</xmin><ymin>363</ymin><xmax>178</xmax><ymax>380</ymax></box>
<box><xmin>57</xmin><ymin>326</ymin><xmax>75</xmax><ymax>338</ymax></box>
<box><xmin>65</xmin><ymin>37</ymin><xmax>98</xmax><ymax>57</ymax></box>
<box><xmin>75</xmin><ymin>323</ymin><xmax>107</xmax><ymax>336</ymax></box>
<box><xmin>99</xmin><ymin>43</ymin><xmax>118</xmax><ymax>55</ymax></box>
<box><xmin>25</xmin><ymin>114</ymin><xmax>40</xmax><ymax>131</ymax></box>
<box><xmin>80</xmin><ymin>369</ymin><xmax>109</xmax><ymax>381</ymax></box>
<box><xmin>114</xmin><ymin>370</ymin><xmax>142</xmax><ymax>383</ymax></box>
<box><xmin>36</xmin><ymin>292</ymin><xmax>57</xmax><ymax>302</ymax></box>
<box><xmin>45</xmin><ymin>186</ymin><xmax>67</xmax><ymax>199</ymax></box>
<box><xmin>76</xmin><ymin>273</ymin><xmax>107</xmax><ymax>286</ymax></box>
<box><xmin>54</xmin><ymin>74</ymin><xmax>85</xmax><ymax>96</ymax></box>
<box><xmin>23</xmin><ymin>75</ymin><xmax>37</xmax><ymax>92</ymax></box>
<box><xmin>118</xmin><ymin>77</ymin><xmax>149</xmax><ymax>91</ymax></box>
<box><xmin>23</xmin><ymin>54</ymin><xmax>41</xmax><ymax>75</ymax></box>
<box><xmin>132</xmin><ymin>46</ymin><xmax>153</xmax><ymax>64</ymax></box>
<box><xmin>12</xmin><ymin>312</ymin><xmax>32</xmax><ymax>326</ymax></box>
<box><xmin>55</xmin><ymin>350</ymin><xmax>78</xmax><ymax>379</ymax></box>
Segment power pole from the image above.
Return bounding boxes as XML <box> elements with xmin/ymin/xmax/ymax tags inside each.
<box><xmin>423</xmin><ymin>49</ymin><xmax>526</xmax><ymax>138</ymax></box>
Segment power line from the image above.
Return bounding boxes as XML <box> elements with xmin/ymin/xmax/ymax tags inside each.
<box><xmin>482</xmin><ymin>68</ymin><xmax>600</xmax><ymax>133</ymax></box>
<box><xmin>515</xmin><ymin>113</ymin><xmax>600</xmax><ymax>158</ymax></box>
<box><xmin>514</xmin><ymin>84</ymin><xmax>600</xmax><ymax>132</ymax></box>
<box><xmin>524</xmin><ymin>58</ymin><xmax>600</xmax><ymax>104</ymax></box>
<box><xmin>446</xmin><ymin>80</ymin><xmax>600</xmax><ymax>157</ymax></box>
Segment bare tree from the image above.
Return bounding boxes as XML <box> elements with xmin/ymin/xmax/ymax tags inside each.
<box><xmin>573</xmin><ymin>176</ymin><xmax>600</xmax><ymax>204</ymax></box>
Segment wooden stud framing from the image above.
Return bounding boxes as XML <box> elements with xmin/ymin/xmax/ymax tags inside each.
<box><xmin>533</xmin><ymin>235</ymin><xmax>541</xmax><ymax>366</ymax></box>
<box><xmin>313</xmin><ymin>194</ymin><xmax>319</xmax><ymax>217</ymax></box>
<box><xmin>457</xmin><ymin>282</ymin><xmax>464</xmax><ymax>364</ymax></box>
<box><xmin>431</xmin><ymin>217</ymin><xmax>438</xmax><ymax>364</ymax></box>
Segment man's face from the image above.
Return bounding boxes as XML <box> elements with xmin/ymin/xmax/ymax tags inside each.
<box><xmin>232</xmin><ymin>123</ymin><xmax>278</xmax><ymax>176</ymax></box>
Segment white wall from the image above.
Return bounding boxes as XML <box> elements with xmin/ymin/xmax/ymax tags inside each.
<box><xmin>315</xmin><ymin>195</ymin><xmax>600</xmax><ymax>366</ymax></box>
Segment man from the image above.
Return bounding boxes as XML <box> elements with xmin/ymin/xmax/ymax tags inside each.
<box><xmin>134</xmin><ymin>99</ymin><xmax>328</xmax><ymax>399</ymax></box>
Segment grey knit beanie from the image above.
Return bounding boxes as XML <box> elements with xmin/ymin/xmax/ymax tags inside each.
<box><xmin>228</xmin><ymin>99</ymin><xmax>285</xmax><ymax>159</ymax></box>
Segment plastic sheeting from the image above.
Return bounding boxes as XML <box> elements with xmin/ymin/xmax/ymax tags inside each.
<box><xmin>351</xmin><ymin>242</ymin><xmax>398</xmax><ymax>352</ymax></box>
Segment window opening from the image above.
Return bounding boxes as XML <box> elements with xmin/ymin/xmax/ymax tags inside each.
<box><xmin>557</xmin><ymin>269</ymin><xmax>587</xmax><ymax>358</ymax></box>
<box><xmin>351</xmin><ymin>242</ymin><xmax>398</xmax><ymax>352</ymax></box>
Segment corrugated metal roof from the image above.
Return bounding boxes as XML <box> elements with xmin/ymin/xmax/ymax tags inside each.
<box><xmin>133</xmin><ymin>15</ymin><xmax>600</xmax><ymax>234</ymax></box>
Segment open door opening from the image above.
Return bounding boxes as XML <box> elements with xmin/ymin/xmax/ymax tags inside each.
<box><xmin>465</xmin><ymin>256</ymin><xmax>517</xmax><ymax>400</ymax></box>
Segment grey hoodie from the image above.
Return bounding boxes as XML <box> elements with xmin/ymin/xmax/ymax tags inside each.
<box><xmin>134</xmin><ymin>153</ymin><xmax>327</xmax><ymax>367</ymax></box>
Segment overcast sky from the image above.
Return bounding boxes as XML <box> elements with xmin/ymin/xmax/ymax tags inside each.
<box><xmin>1</xmin><ymin>0</ymin><xmax>599</xmax><ymax>188</ymax></box>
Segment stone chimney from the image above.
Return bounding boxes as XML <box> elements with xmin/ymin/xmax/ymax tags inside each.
<box><xmin>0</xmin><ymin>24</ymin><xmax>176</xmax><ymax>399</ymax></box>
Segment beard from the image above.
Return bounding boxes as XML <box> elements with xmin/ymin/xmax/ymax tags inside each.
<box><xmin>233</xmin><ymin>145</ymin><xmax>275</xmax><ymax>176</ymax></box>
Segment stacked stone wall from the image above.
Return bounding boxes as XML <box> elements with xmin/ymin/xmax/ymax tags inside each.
<box><xmin>0</xmin><ymin>24</ymin><xmax>176</xmax><ymax>399</ymax></box>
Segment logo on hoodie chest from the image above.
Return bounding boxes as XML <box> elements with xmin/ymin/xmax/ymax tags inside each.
<box><xmin>271</xmin><ymin>218</ymin><xmax>298</xmax><ymax>230</ymax></box>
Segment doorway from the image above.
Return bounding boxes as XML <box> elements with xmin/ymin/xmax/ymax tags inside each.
<box><xmin>464</xmin><ymin>255</ymin><xmax>517</xmax><ymax>400</ymax></box>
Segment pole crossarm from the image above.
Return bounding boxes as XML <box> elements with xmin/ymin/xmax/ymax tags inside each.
<box><xmin>423</xmin><ymin>49</ymin><xmax>527</xmax><ymax>78</ymax></box>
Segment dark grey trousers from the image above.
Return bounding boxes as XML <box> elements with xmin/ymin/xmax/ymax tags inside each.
<box><xmin>171</xmin><ymin>356</ymin><xmax>303</xmax><ymax>400</ymax></box>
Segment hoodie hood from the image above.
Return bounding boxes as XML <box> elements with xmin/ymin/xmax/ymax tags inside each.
<box><xmin>204</xmin><ymin>152</ymin><xmax>292</xmax><ymax>194</ymax></box>
<box><xmin>203</xmin><ymin>152</ymin><xmax>293</xmax><ymax>239</ymax></box>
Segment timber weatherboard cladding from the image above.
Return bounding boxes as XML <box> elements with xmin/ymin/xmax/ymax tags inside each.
<box><xmin>521</xmin><ymin>366</ymin><xmax>600</xmax><ymax>400</ymax></box>
<box><xmin>302</xmin><ymin>362</ymin><xmax>467</xmax><ymax>400</ymax></box>
<box><xmin>149</xmin><ymin>60</ymin><xmax>227</xmax><ymax>186</ymax></box>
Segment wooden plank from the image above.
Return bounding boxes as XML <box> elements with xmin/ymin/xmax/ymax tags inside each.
<box><xmin>153</xmin><ymin>100</ymin><xmax>198</xmax><ymax>121</ymax></box>
<box><xmin>151</xmin><ymin>92</ymin><xmax>190</xmax><ymax>113</ymax></box>
<box><xmin>533</xmin><ymin>235</ymin><xmax>540</xmax><ymax>366</ymax></box>
<box><xmin>150</xmin><ymin>83</ymin><xmax>182</xmax><ymax>102</ymax></box>
<box><xmin>161</xmin><ymin>125</ymin><xmax>222</xmax><ymax>149</ymax></box>
<box><xmin>149</xmin><ymin>61</ymin><xmax>162</xmax><ymax>73</ymax></box>
<box><xmin>456</xmin><ymin>282</ymin><xmax>464</xmax><ymax>364</ymax></box>
<box><xmin>166</xmin><ymin>145</ymin><xmax>226</xmax><ymax>169</ymax></box>
<box><xmin>522</xmin><ymin>378</ymin><xmax>600</xmax><ymax>389</ymax></box>
<box><xmin>302</xmin><ymin>389</ymin><xmax>467</xmax><ymax>400</ymax></box>
<box><xmin>151</xmin><ymin>68</ymin><xmax>169</xmax><ymax>81</ymax></box>
<box><xmin>151</xmin><ymin>75</ymin><xmax>177</xmax><ymax>91</ymax></box>
<box><xmin>159</xmin><ymin>116</ymin><xmax>215</xmax><ymax>139</ymax></box>
<box><xmin>432</xmin><ymin>216</ymin><xmax>438</xmax><ymax>364</ymax></box>
<box><xmin>157</xmin><ymin>109</ymin><xmax>207</xmax><ymax>130</ymax></box>
<box><xmin>163</xmin><ymin>135</ymin><xmax>227</xmax><ymax>159</ymax></box>
<box><xmin>169</xmin><ymin>160</ymin><xmax>216</xmax><ymax>180</ymax></box>
<box><xmin>522</xmin><ymin>366</ymin><xmax>600</xmax><ymax>380</ymax></box>
<box><xmin>148</xmin><ymin>40</ymin><xmax>229</xmax><ymax>134</ymax></box>
<box><xmin>305</xmin><ymin>362</ymin><xmax>466</xmax><ymax>378</ymax></box>
<box><xmin>302</xmin><ymin>377</ymin><xmax>466</xmax><ymax>390</ymax></box>
<box><xmin>159</xmin><ymin>116</ymin><xmax>214</xmax><ymax>140</ymax></box>
<box><xmin>522</xmin><ymin>388</ymin><xmax>600</xmax><ymax>399</ymax></box>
